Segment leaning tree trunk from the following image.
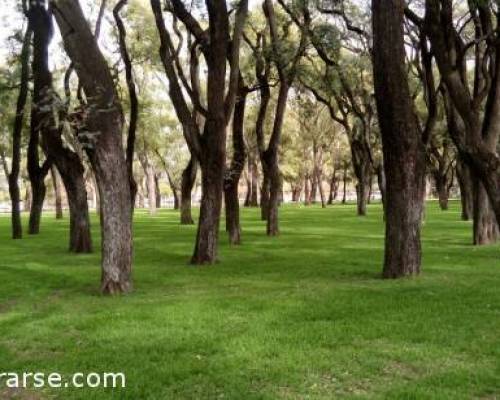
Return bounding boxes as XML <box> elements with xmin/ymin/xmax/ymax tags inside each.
<box><xmin>30</xmin><ymin>0</ymin><xmax>92</xmax><ymax>253</ymax></box>
<box><xmin>28</xmin><ymin>159</ymin><xmax>50</xmax><ymax>235</ymax></box>
<box><xmin>51</xmin><ymin>166</ymin><xmax>64</xmax><ymax>219</ymax></box>
<box><xmin>473</xmin><ymin>180</ymin><xmax>499</xmax><ymax>245</ymax></box>
<box><xmin>224</xmin><ymin>88</ymin><xmax>247</xmax><ymax>245</ymax></box>
<box><xmin>456</xmin><ymin>156</ymin><xmax>473</xmax><ymax>221</ymax></box>
<box><xmin>8</xmin><ymin>26</ymin><xmax>32</xmax><ymax>239</ymax></box>
<box><xmin>27</xmin><ymin>96</ymin><xmax>51</xmax><ymax>234</ymax></box>
<box><xmin>53</xmin><ymin>0</ymin><xmax>132</xmax><ymax>294</ymax></box>
<box><xmin>373</xmin><ymin>0</ymin><xmax>426</xmax><ymax>278</ymax></box>
<box><xmin>180</xmin><ymin>156</ymin><xmax>197</xmax><ymax>224</ymax></box>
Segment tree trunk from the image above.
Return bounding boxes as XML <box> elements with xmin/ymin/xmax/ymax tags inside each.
<box><xmin>304</xmin><ymin>174</ymin><xmax>311</xmax><ymax>205</ymax></box>
<box><xmin>180</xmin><ymin>156</ymin><xmax>197</xmax><ymax>224</ymax></box>
<box><xmin>114</xmin><ymin>0</ymin><xmax>138</xmax><ymax>211</ymax></box>
<box><xmin>473</xmin><ymin>180</ymin><xmax>499</xmax><ymax>245</ymax></box>
<box><xmin>51</xmin><ymin>167</ymin><xmax>64</xmax><ymax>219</ymax></box>
<box><xmin>155</xmin><ymin>174</ymin><xmax>161</xmax><ymax>208</ymax></box>
<box><xmin>30</xmin><ymin>0</ymin><xmax>92</xmax><ymax>253</ymax></box>
<box><xmin>327</xmin><ymin>171</ymin><xmax>336</xmax><ymax>205</ymax></box>
<box><xmin>191</xmin><ymin>125</ymin><xmax>225</xmax><ymax>264</ymax></box>
<box><xmin>317</xmin><ymin>170</ymin><xmax>326</xmax><ymax>208</ymax></box>
<box><xmin>244</xmin><ymin>153</ymin><xmax>259</xmax><ymax>207</ymax></box>
<box><xmin>351</xmin><ymin>141</ymin><xmax>372</xmax><ymax>216</ymax></box>
<box><xmin>65</xmin><ymin>169</ymin><xmax>93</xmax><ymax>253</ymax></box>
<box><xmin>139</xmin><ymin>153</ymin><xmax>157</xmax><ymax>215</ymax></box>
<box><xmin>260</xmin><ymin>168</ymin><xmax>270</xmax><ymax>219</ymax></box>
<box><xmin>434</xmin><ymin>173</ymin><xmax>450</xmax><ymax>211</ymax></box>
<box><xmin>342</xmin><ymin>166</ymin><xmax>348</xmax><ymax>204</ymax></box>
<box><xmin>266</xmin><ymin>157</ymin><xmax>281</xmax><ymax>236</ymax></box>
<box><xmin>53</xmin><ymin>0</ymin><xmax>132</xmax><ymax>294</ymax></box>
<box><xmin>376</xmin><ymin>164</ymin><xmax>387</xmax><ymax>212</ymax></box>
<box><xmin>310</xmin><ymin>173</ymin><xmax>318</xmax><ymax>203</ymax></box>
<box><xmin>224</xmin><ymin>87</ymin><xmax>247</xmax><ymax>245</ymax></box>
<box><xmin>373</xmin><ymin>0</ymin><xmax>426</xmax><ymax>278</ymax></box>
<box><xmin>24</xmin><ymin>184</ymin><xmax>32</xmax><ymax>212</ymax></box>
<box><xmin>456</xmin><ymin>157</ymin><xmax>473</xmax><ymax>221</ymax></box>
<box><xmin>28</xmin><ymin>174</ymin><xmax>48</xmax><ymax>235</ymax></box>
<box><xmin>8</xmin><ymin>26</ymin><xmax>31</xmax><ymax>239</ymax></box>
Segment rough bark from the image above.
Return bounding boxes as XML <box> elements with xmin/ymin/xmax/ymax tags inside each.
<box><xmin>473</xmin><ymin>180</ymin><xmax>499</xmax><ymax>245</ymax></box>
<box><xmin>224</xmin><ymin>86</ymin><xmax>247</xmax><ymax>245</ymax></box>
<box><xmin>373</xmin><ymin>0</ymin><xmax>426</xmax><ymax>278</ymax></box>
<box><xmin>53</xmin><ymin>0</ymin><xmax>132</xmax><ymax>293</ymax></box>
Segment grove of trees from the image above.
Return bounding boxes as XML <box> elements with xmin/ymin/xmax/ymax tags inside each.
<box><xmin>0</xmin><ymin>0</ymin><xmax>498</xmax><ymax>293</ymax></box>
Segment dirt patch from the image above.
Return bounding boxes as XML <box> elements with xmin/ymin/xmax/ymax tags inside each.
<box><xmin>0</xmin><ymin>387</ymin><xmax>44</xmax><ymax>400</ymax></box>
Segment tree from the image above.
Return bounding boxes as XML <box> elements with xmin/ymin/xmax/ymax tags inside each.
<box><xmin>423</xmin><ymin>0</ymin><xmax>500</xmax><ymax>245</ymax></box>
<box><xmin>372</xmin><ymin>0</ymin><xmax>427</xmax><ymax>278</ymax></box>
<box><xmin>30</xmin><ymin>0</ymin><xmax>92</xmax><ymax>253</ymax></box>
<box><xmin>5</xmin><ymin>22</ymin><xmax>31</xmax><ymax>239</ymax></box>
<box><xmin>52</xmin><ymin>0</ymin><xmax>132</xmax><ymax>293</ymax></box>
<box><xmin>150</xmin><ymin>0</ymin><xmax>248</xmax><ymax>263</ymax></box>
<box><xmin>113</xmin><ymin>0</ymin><xmax>138</xmax><ymax>210</ymax></box>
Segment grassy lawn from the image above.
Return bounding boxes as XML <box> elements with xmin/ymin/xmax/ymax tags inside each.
<box><xmin>0</xmin><ymin>201</ymin><xmax>499</xmax><ymax>399</ymax></box>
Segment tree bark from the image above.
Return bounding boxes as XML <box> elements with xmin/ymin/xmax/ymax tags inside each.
<box><xmin>30</xmin><ymin>0</ymin><xmax>92</xmax><ymax>253</ymax></box>
<box><xmin>342</xmin><ymin>165</ymin><xmax>348</xmax><ymax>204</ymax></box>
<box><xmin>244</xmin><ymin>153</ymin><xmax>259</xmax><ymax>207</ymax></box>
<box><xmin>224</xmin><ymin>86</ymin><xmax>247</xmax><ymax>245</ymax></box>
<box><xmin>425</xmin><ymin>0</ymin><xmax>500</xmax><ymax>233</ymax></box>
<box><xmin>113</xmin><ymin>0</ymin><xmax>138</xmax><ymax>210</ymax></box>
<box><xmin>139</xmin><ymin>153</ymin><xmax>157</xmax><ymax>215</ymax></box>
<box><xmin>433</xmin><ymin>172</ymin><xmax>450</xmax><ymax>211</ymax></box>
<box><xmin>456</xmin><ymin>157</ymin><xmax>473</xmax><ymax>221</ymax></box>
<box><xmin>53</xmin><ymin>0</ymin><xmax>132</xmax><ymax>294</ymax></box>
<box><xmin>154</xmin><ymin>174</ymin><xmax>161</xmax><ymax>208</ymax></box>
<box><xmin>373</xmin><ymin>0</ymin><xmax>426</xmax><ymax>278</ymax></box>
<box><xmin>376</xmin><ymin>164</ymin><xmax>386</xmax><ymax>212</ymax></box>
<box><xmin>51</xmin><ymin>166</ymin><xmax>64</xmax><ymax>219</ymax></box>
<box><xmin>351</xmin><ymin>140</ymin><xmax>372</xmax><ymax>216</ymax></box>
<box><xmin>180</xmin><ymin>156</ymin><xmax>197</xmax><ymax>223</ymax></box>
<box><xmin>473</xmin><ymin>180</ymin><xmax>499</xmax><ymax>245</ymax></box>
<box><xmin>8</xmin><ymin>26</ymin><xmax>32</xmax><ymax>239</ymax></box>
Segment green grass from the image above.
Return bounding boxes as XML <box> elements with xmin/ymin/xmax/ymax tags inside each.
<box><xmin>0</xmin><ymin>201</ymin><xmax>499</xmax><ymax>399</ymax></box>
